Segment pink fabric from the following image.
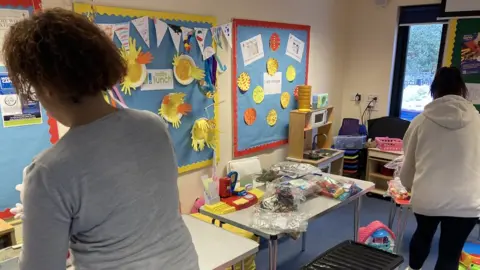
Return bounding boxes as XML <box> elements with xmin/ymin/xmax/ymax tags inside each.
<box><xmin>190</xmin><ymin>197</ymin><xmax>205</xmax><ymax>214</ymax></box>
<box><xmin>358</xmin><ymin>220</ymin><xmax>396</xmax><ymax>243</ymax></box>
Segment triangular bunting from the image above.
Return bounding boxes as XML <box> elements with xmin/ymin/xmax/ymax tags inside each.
<box><xmin>97</xmin><ymin>24</ymin><xmax>115</xmax><ymax>41</ymax></box>
<box><xmin>154</xmin><ymin>19</ymin><xmax>168</xmax><ymax>47</ymax></box>
<box><xmin>132</xmin><ymin>16</ymin><xmax>150</xmax><ymax>48</ymax></box>
<box><xmin>221</xmin><ymin>22</ymin><xmax>232</xmax><ymax>48</ymax></box>
<box><xmin>211</xmin><ymin>26</ymin><xmax>223</xmax><ymax>49</ymax></box>
<box><xmin>168</xmin><ymin>24</ymin><xmax>182</xmax><ymax>53</ymax></box>
<box><xmin>114</xmin><ymin>22</ymin><xmax>130</xmax><ymax>51</ymax></box>
<box><xmin>203</xmin><ymin>46</ymin><xmax>215</xmax><ymax>61</ymax></box>
<box><xmin>181</xmin><ymin>26</ymin><xmax>194</xmax><ymax>53</ymax></box>
<box><xmin>194</xmin><ymin>28</ymin><xmax>207</xmax><ymax>57</ymax></box>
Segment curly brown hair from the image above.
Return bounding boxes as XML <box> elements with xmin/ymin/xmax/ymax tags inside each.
<box><xmin>2</xmin><ymin>8</ymin><xmax>127</xmax><ymax>103</ymax></box>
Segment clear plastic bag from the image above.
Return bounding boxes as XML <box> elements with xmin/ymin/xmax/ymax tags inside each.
<box><xmin>384</xmin><ymin>155</ymin><xmax>404</xmax><ymax>179</ymax></box>
<box><xmin>384</xmin><ymin>155</ymin><xmax>410</xmax><ymax>200</ymax></box>
<box><xmin>317</xmin><ymin>176</ymin><xmax>363</xmax><ymax>201</ymax></box>
<box><xmin>251</xmin><ymin>180</ymin><xmax>309</xmax><ymax>233</ymax></box>
<box><xmin>270</xmin><ymin>162</ymin><xmax>322</xmax><ymax>179</ymax></box>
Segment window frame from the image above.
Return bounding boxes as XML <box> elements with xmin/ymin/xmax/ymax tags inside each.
<box><xmin>389</xmin><ymin>4</ymin><xmax>448</xmax><ymax>118</ymax></box>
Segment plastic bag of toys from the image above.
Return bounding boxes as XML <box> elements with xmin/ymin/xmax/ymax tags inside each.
<box><xmin>270</xmin><ymin>162</ymin><xmax>322</xmax><ymax>179</ymax></box>
<box><xmin>384</xmin><ymin>155</ymin><xmax>410</xmax><ymax>200</ymax></box>
<box><xmin>251</xmin><ymin>180</ymin><xmax>309</xmax><ymax>233</ymax></box>
<box><xmin>387</xmin><ymin>179</ymin><xmax>410</xmax><ymax>200</ymax></box>
<box><xmin>316</xmin><ymin>176</ymin><xmax>363</xmax><ymax>201</ymax></box>
<box><xmin>275</xmin><ymin>175</ymin><xmax>322</xmax><ymax>198</ymax></box>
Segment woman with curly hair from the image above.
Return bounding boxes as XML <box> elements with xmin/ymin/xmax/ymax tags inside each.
<box><xmin>3</xmin><ymin>8</ymin><xmax>199</xmax><ymax>270</ymax></box>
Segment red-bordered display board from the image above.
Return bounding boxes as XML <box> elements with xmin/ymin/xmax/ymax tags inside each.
<box><xmin>232</xmin><ymin>19</ymin><xmax>310</xmax><ymax>157</ymax></box>
<box><xmin>0</xmin><ymin>0</ymin><xmax>42</xmax><ymax>220</ymax></box>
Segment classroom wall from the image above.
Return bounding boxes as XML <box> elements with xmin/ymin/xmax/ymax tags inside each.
<box><xmin>42</xmin><ymin>0</ymin><xmax>349</xmax><ymax>212</ymax></box>
<box><xmin>340</xmin><ymin>0</ymin><xmax>441</xmax><ymax>121</ymax></box>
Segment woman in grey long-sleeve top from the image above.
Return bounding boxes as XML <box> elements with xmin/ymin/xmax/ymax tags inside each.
<box><xmin>2</xmin><ymin>8</ymin><xmax>199</xmax><ymax>270</ymax></box>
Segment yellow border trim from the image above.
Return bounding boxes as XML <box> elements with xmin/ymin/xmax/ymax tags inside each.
<box><xmin>73</xmin><ymin>3</ymin><xmax>216</xmax><ymax>25</ymax></box>
<box><xmin>73</xmin><ymin>3</ymin><xmax>218</xmax><ymax>174</ymax></box>
<box><xmin>444</xmin><ymin>19</ymin><xmax>458</xmax><ymax>67</ymax></box>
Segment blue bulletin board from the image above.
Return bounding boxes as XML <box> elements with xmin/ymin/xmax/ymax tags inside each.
<box><xmin>232</xmin><ymin>19</ymin><xmax>310</xmax><ymax>157</ymax></box>
<box><xmin>0</xmin><ymin>2</ymin><xmax>50</xmax><ymax>215</ymax></box>
<box><xmin>74</xmin><ymin>4</ymin><xmax>218</xmax><ymax>174</ymax></box>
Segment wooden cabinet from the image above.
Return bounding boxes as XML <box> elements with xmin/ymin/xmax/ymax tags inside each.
<box><xmin>366</xmin><ymin>148</ymin><xmax>403</xmax><ymax>195</ymax></box>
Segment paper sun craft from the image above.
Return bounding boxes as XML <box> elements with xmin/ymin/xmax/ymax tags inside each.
<box><xmin>120</xmin><ymin>38</ymin><xmax>153</xmax><ymax>95</ymax></box>
<box><xmin>159</xmin><ymin>92</ymin><xmax>192</xmax><ymax>128</ymax></box>
<box><xmin>173</xmin><ymin>54</ymin><xmax>205</xmax><ymax>85</ymax></box>
<box><xmin>191</xmin><ymin>118</ymin><xmax>217</xmax><ymax>151</ymax></box>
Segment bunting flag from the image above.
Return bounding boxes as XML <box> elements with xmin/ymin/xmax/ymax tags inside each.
<box><xmin>194</xmin><ymin>28</ymin><xmax>207</xmax><ymax>57</ymax></box>
<box><xmin>154</xmin><ymin>18</ymin><xmax>168</xmax><ymax>47</ymax></box>
<box><xmin>168</xmin><ymin>24</ymin><xmax>182</xmax><ymax>53</ymax></box>
<box><xmin>181</xmin><ymin>26</ymin><xmax>194</xmax><ymax>53</ymax></box>
<box><xmin>203</xmin><ymin>46</ymin><xmax>215</xmax><ymax>60</ymax></box>
<box><xmin>97</xmin><ymin>24</ymin><xmax>115</xmax><ymax>41</ymax></box>
<box><xmin>132</xmin><ymin>16</ymin><xmax>150</xmax><ymax>48</ymax></box>
<box><xmin>221</xmin><ymin>22</ymin><xmax>232</xmax><ymax>48</ymax></box>
<box><xmin>114</xmin><ymin>22</ymin><xmax>130</xmax><ymax>51</ymax></box>
<box><xmin>211</xmin><ymin>26</ymin><xmax>223</xmax><ymax>49</ymax></box>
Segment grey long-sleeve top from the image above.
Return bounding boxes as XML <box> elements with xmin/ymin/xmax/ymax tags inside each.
<box><xmin>20</xmin><ymin>109</ymin><xmax>199</xmax><ymax>270</ymax></box>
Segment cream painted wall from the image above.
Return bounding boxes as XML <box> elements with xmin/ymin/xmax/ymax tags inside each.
<box><xmin>43</xmin><ymin>0</ymin><xmax>349</xmax><ymax>212</ymax></box>
<box><xmin>340</xmin><ymin>0</ymin><xmax>441</xmax><ymax>121</ymax></box>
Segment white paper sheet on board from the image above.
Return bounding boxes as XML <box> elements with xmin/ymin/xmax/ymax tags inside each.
<box><xmin>0</xmin><ymin>9</ymin><xmax>29</xmax><ymax>65</ymax></box>
<box><xmin>141</xmin><ymin>69</ymin><xmax>174</xmax><ymax>91</ymax></box>
<box><xmin>285</xmin><ymin>33</ymin><xmax>305</xmax><ymax>63</ymax></box>
<box><xmin>467</xmin><ymin>83</ymin><xmax>480</xmax><ymax>104</ymax></box>
<box><xmin>240</xmin><ymin>34</ymin><xmax>264</xmax><ymax>66</ymax></box>
<box><xmin>263</xmin><ymin>72</ymin><xmax>282</xmax><ymax>95</ymax></box>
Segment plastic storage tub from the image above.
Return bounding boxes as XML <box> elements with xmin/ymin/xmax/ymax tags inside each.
<box><xmin>333</xmin><ymin>135</ymin><xmax>366</xmax><ymax>149</ymax></box>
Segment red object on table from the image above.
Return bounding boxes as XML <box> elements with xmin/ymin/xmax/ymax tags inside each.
<box><xmin>219</xmin><ymin>177</ymin><xmax>233</xmax><ymax>198</ymax></box>
<box><xmin>221</xmin><ymin>193</ymin><xmax>258</xmax><ymax>210</ymax></box>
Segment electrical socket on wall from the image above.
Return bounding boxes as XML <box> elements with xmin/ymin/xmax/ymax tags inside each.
<box><xmin>350</xmin><ymin>93</ymin><xmax>362</xmax><ymax>102</ymax></box>
<box><xmin>367</xmin><ymin>94</ymin><xmax>379</xmax><ymax>110</ymax></box>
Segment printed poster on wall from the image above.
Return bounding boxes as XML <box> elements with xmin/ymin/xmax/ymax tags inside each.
<box><xmin>141</xmin><ymin>69</ymin><xmax>174</xmax><ymax>90</ymax></box>
<box><xmin>285</xmin><ymin>33</ymin><xmax>305</xmax><ymax>63</ymax></box>
<box><xmin>0</xmin><ymin>74</ymin><xmax>42</xmax><ymax>127</ymax></box>
<box><xmin>263</xmin><ymin>72</ymin><xmax>282</xmax><ymax>95</ymax></box>
<box><xmin>0</xmin><ymin>8</ymin><xmax>29</xmax><ymax>65</ymax></box>
<box><xmin>461</xmin><ymin>32</ymin><xmax>480</xmax><ymax>75</ymax></box>
<box><xmin>240</xmin><ymin>34</ymin><xmax>264</xmax><ymax>66</ymax></box>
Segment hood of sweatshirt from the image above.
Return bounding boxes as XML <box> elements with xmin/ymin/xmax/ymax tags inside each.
<box><xmin>423</xmin><ymin>95</ymin><xmax>477</xmax><ymax>130</ymax></box>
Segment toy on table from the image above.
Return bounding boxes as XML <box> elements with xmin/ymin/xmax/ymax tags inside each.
<box><xmin>217</xmin><ymin>171</ymin><xmax>262</xmax><ymax>211</ymax></box>
<box><xmin>358</xmin><ymin>221</ymin><xmax>396</xmax><ymax>253</ymax></box>
<box><xmin>460</xmin><ymin>242</ymin><xmax>480</xmax><ymax>270</ymax></box>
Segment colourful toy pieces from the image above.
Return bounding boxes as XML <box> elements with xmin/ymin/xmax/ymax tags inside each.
<box><xmin>358</xmin><ymin>221</ymin><xmax>396</xmax><ymax>253</ymax></box>
<box><xmin>460</xmin><ymin>242</ymin><xmax>480</xmax><ymax>270</ymax></box>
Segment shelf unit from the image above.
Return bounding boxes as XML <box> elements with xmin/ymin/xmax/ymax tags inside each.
<box><xmin>366</xmin><ymin>148</ymin><xmax>403</xmax><ymax>195</ymax></box>
<box><xmin>287</xmin><ymin>106</ymin><xmax>344</xmax><ymax>175</ymax></box>
<box><xmin>288</xmin><ymin>106</ymin><xmax>334</xmax><ymax>159</ymax></box>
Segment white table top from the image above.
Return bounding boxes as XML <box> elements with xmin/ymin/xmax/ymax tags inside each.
<box><xmin>199</xmin><ymin>174</ymin><xmax>375</xmax><ymax>238</ymax></box>
<box><xmin>0</xmin><ymin>216</ymin><xmax>259</xmax><ymax>270</ymax></box>
<box><xmin>182</xmin><ymin>215</ymin><xmax>259</xmax><ymax>270</ymax></box>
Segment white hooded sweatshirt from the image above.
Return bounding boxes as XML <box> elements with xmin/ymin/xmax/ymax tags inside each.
<box><xmin>400</xmin><ymin>95</ymin><xmax>480</xmax><ymax>217</ymax></box>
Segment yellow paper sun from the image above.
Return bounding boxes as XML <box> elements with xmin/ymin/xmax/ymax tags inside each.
<box><xmin>120</xmin><ymin>38</ymin><xmax>153</xmax><ymax>95</ymax></box>
<box><xmin>173</xmin><ymin>54</ymin><xmax>205</xmax><ymax>85</ymax></box>
<box><xmin>159</xmin><ymin>93</ymin><xmax>192</xmax><ymax>128</ymax></box>
<box><xmin>191</xmin><ymin>118</ymin><xmax>217</xmax><ymax>151</ymax></box>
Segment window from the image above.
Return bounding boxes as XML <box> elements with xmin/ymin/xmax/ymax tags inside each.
<box><xmin>389</xmin><ymin>5</ymin><xmax>448</xmax><ymax>121</ymax></box>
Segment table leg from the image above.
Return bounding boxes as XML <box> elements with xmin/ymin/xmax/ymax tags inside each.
<box><xmin>388</xmin><ymin>199</ymin><xmax>397</xmax><ymax>229</ymax></box>
<box><xmin>354</xmin><ymin>198</ymin><xmax>361</xmax><ymax>241</ymax></box>
<box><xmin>301</xmin><ymin>232</ymin><xmax>307</xmax><ymax>252</ymax></box>
<box><xmin>268</xmin><ymin>238</ymin><xmax>278</xmax><ymax>270</ymax></box>
<box><xmin>397</xmin><ymin>206</ymin><xmax>409</xmax><ymax>254</ymax></box>
<box><xmin>241</xmin><ymin>260</ymin><xmax>245</xmax><ymax>270</ymax></box>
